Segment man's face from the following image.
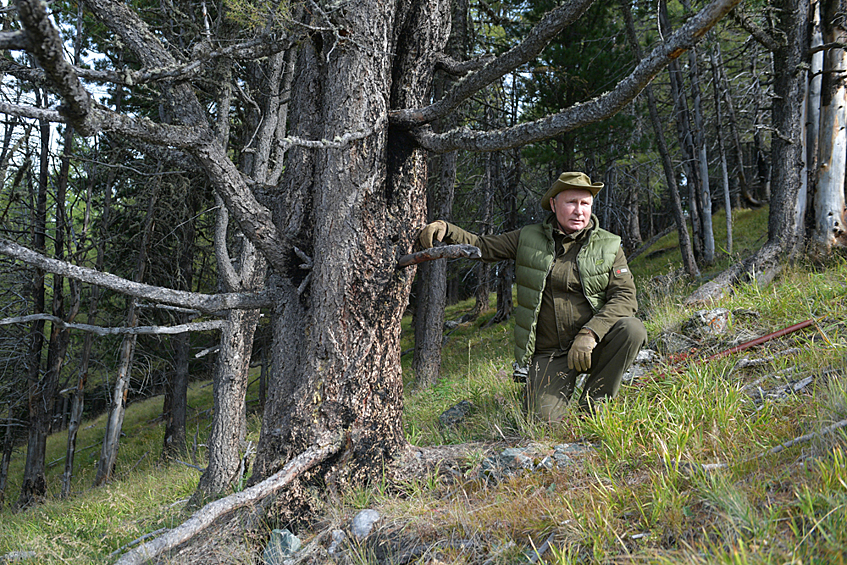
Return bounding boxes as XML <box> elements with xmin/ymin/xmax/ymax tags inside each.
<box><xmin>550</xmin><ymin>188</ymin><xmax>593</xmax><ymax>233</ymax></box>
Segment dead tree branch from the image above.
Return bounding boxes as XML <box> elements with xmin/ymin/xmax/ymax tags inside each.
<box><xmin>413</xmin><ymin>0</ymin><xmax>743</xmax><ymax>153</ymax></box>
<box><xmin>114</xmin><ymin>434</ymin><xmax>344</xmax><ymax>565</ymax></box>
<box><xmin>0</xmin><ymin>314</ymin><xmax>225</xmax><ymax>336</ymax></box>
<box><xmin>0</xmin><ymin>238</ymin><xmax>272</xmax><ymax>313</ymax></box>
<box><xmin>397</xmin><ymin>244</ymin><xmax>482</xmax><ymax>268</ymax></box>
<box><xmin>390</xmin><ymin>0</ymin><xmax>596</xmax><ymax>127</ymax></box>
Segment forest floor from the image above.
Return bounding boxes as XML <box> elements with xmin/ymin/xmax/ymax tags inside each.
<box><xmin>2</xmin><ymin>206</ymin><xmax>847</xmax><ymax>564</ymax></box>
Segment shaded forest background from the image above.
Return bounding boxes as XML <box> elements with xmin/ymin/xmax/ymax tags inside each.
<box><xmin>0</xmin><ymin>0</ymin><xmax>845</xmax><ymax>532</ymax></box>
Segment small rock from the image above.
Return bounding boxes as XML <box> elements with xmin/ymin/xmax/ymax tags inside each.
<box><xmin>634</xmin><ymin>348</ymin><xmax>659</xmax><ymax>363</ymax></box>
<box><xmin>328</xmin><ymin>529</ymin><xmax>347</xmax><ymax>555</ymax></box>
<box><xmin>264</xmin><ymin>529</ymin><xmax>301</xmax><ymax>565</ymax></box>
<box><xmin>351</xmin><ymin>509</ymin><xmax>380</xmax><ymax>540</ymax></box>
<box><xmin>438</xmin><ymin>400</ymin><xmax>474</xmax><ymax>427</ymax></box>
<box><xmin>652</xmin><ymin>331</ymin><xmax>698</xmax><ymax>354</ymax></box>
<box><xmin>1</xmin><ymin>551</ymin><xmax>38</xmax><ymax>562</ymax></box>
<box><xmin>622</xmin><ymin>364</ymin><xmax>647</xmax><ymax>383</ymax></box>
<box><xmin>682</xmin><ymin>308</ymin><xmax>732</xmax><ymax>339</ymax></box>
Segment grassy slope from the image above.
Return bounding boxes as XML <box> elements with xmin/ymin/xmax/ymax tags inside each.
<box><xmin>2</xmin><ymin>206</ymin><xmax>847</xmax><ymax>564</ymax></box>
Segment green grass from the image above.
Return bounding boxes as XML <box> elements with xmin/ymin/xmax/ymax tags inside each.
<box><xmin>3</xmin><ymin>207</ymin><xmax>847</xmax><ymax>564</ymax></box>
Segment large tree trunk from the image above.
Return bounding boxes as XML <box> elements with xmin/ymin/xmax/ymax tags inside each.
<box><xmin>769</xmin><ymin>0</ymin><xmax>811</xmax><ymax>255</ymax></box>
<box><xmin>252</xmin><ymin>0</ymin><xmax>451</xmax><ymax>491</ymax></box>
<box><xmin>811</xmin><ymin>0</ymin><xmax>847</xmax><ymax>256</ymax></box>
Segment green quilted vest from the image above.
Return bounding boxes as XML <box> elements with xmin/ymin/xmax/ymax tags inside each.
<box><xmin>513</xmin><ymin>221</ymin><xmax>621</xmax><ymax>366</ymax></box>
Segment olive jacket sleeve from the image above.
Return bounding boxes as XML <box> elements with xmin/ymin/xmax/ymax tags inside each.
<box><xmin>583</xmin><ymin>248</ymin><xmax>638</xmax><ymax>342</ymax></box>
<box><xmin>442</xmin><ymin>222</ymin><xmax>522</xmax><ymax>262</ymax></box>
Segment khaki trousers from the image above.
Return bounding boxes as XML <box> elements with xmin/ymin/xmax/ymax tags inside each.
<box><xmin>526</xmin><ymin>317</ymin><xmax>647</xmax><ymax>421</ymax></box>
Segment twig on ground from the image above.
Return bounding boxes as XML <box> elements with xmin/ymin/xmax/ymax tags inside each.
<box><xmin>109</xmin><ymin>529</ymin><xmax>170</xmax><ymax>559</ymax></box>
<box><xmin>175</xmin><ymin>460</ymin><xmax>205</xmax><ymax>472</ymax></box>
<box><xmin>677</xmin><ymin>418</ymin><xmax>847</xmax><ymax>474</ymax></box>
<box><xmin>114</xmin><ymin>433</ymin><xmax>344</xmax><ymax>565</ymax></box>
<box><xmin>527</xmin><ymin>532</ymin><xmax>556</xmax><ymax>563</ymax></box>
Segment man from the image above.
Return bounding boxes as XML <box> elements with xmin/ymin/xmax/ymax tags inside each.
<box><xmin>418</xmin><ymin>171</ymin><xmax>647</xmax><ymax>421</ymax></box>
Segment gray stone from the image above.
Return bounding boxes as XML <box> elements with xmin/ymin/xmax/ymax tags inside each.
<box><xmin>622</xmin><ymin>363</ymin><xmax>647</xmax><ymax>383</ymax></box>
<box><xmin>351</xmin><ymin>509</ymin><xmax>381</xmax><ymax>540</ymax></box>
<box><xmin>264</xmin><ymin>529</ymin><xmax>301</xmax><ymax>565</ymax></box>
<box><xmin>328</xmin><ymin>529</ymin><xmax>347</xmax><ymax>555</ymax></box>
<box><xmin>438</xmin><ymin>400</ymin><xmax>474</xmax><ymax>427</ymax></box>
<box><xmin>653</xmin><ymin>331</ymin><xmax>698</xmax><ymax>354</ymax></box>
<box><xmin>634</xmin><ymin>348</ymin><xmax>659</xmax><ymax>363</ymax></box>
<box><xmin>682</xmin><ymin>308</ymin><xmax>732</xmax><ymax>339</ymax></box>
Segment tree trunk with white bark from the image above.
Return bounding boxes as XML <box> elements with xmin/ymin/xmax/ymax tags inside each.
<box><xmin>812</xmin><ymin>0</ymin><xmax>847</xmax><ymax>256</ymax></box>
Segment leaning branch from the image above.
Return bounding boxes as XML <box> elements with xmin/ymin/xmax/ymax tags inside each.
<box><xmin>0</xmin><ymin>314</ymin><xmax>226</xmax><ymax>336</ymax></box>
<box><xmin>729</xmin><ymin>6</ymin><xmax>784</xmax><ymax>52</ymax></box>
<box><xmin>414</xmin><ymin>0</ymin><xmax>743</xmax><ymax>153</ymax></box>
<box><xmin>0</xmin><ymin>238</ymin><xmax>272</xmax><ymax>313</ymax></box>
<box><xmin>0</xmin><ymin>30</ymin><xmax>28</xmax><ymax>50</ymax></box>
<box><xmin>16</xmin><ymin>0</ymin><xmax>96</xmax><ymax>134</ymax></box>
<box><xmin>0</xmin><ymin>101</ymin><xmax>65</xmax><ymax>123</ymax></box>
<box><xmin>397</xmin><ymin>244</ymin><xmax>482</xmax><ymax>268</ymax></box>
<box><xmin>114</xmin><ymin>435</ymin><xmax>344</xmax><ymax>565</ymax></box>
<box><xmin>390</xmin><ymin>0</ymin><xmax>596</xmax><ymax>127</ymax></box>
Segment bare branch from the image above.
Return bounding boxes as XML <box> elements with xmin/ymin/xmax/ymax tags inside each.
<box><xmin>390</xmin><ymin>0</ymin><xmax>596</xmax><ymax>127</ymax></box>
<box><xmin>434</xmin><ymin>53</ymin><xmax>496</xmax><ymax>76</ymax></box>
<box><xmin>0</xmin><ymin>30</ymin><xmax>28</xmax><ymax>50</ymax></box>
<box><xmin>16</xmin><ymin>0</ymin><xmax>96</xmax><ymax>134</ymax></box>
<box><xmin>0</xmin><ymin>238</ymin><xmax>272</xmax><ymax>313</ymax></box>
<box><xmin>396</xmin><ymin>244</ymin><xmax>482</xmax><ymax>268</ymax></box>
<box><xmin>213</xmin><ymin>195</ymin><xmax>242</xmax><ymax>292</ymax></box>
<box><xmin>0</xmin><ymin>101</ymin><xmax>65</xmax><ymax>123</ymax></box>
<box><xmin>729</xmin><ymin>5</ymin><xmax>784</xmax><ymax>52</ymax></box>
<box><xmin>0</xmin><ymin>314</ymin><xmax>225</xmax><ymax>336</ymax></box>
<box><xmin>79</xmin><ymin>0</ymin><xmax>291</xmax><ymax>272</ymax></box>
<box><xmin>114</xmin><ymin>434</ymin><xmax>344</xmax><ymax>565</ymax></box>
<box><xmin>414</xmin><ymin>0</ymin><xmax>744</xmax><ymax>153</ymax></box>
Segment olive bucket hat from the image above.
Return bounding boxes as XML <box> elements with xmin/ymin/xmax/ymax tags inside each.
<box><xmin>541</xmin><ymin>171</ymin><xmax>604</xmax><ymax>210</ymax></box>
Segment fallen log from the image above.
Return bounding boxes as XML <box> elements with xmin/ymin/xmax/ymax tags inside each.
<box><xmin>397</xmin><ymin>244</ymin><xmax>481</xmax><ymax>268</ymax></box>
<box><xmin>114</xmin><ymin>433</ymin><xmax>344</xmax><ymax>565</ymax></box>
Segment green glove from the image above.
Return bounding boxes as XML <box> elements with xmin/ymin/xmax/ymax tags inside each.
<box><xmin>568</xmin><ymin>328</ymin><xmax>597</xmax><ymax>373</ymax></box>
<box><xmin>418</xmin><ymin>220</ymin><xmax>447</xmax><ymax>249</ymax></box>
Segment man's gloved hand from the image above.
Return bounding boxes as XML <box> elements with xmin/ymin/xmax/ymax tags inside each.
<box><xmin>568</xmin><ymin>328</ymin><xmax>597</xmax><ymax>373</ymax></box>
<box><xmin>418</xmin><ymin>220</ymin><xmax>447</xmax><ymax>249</ymax></box>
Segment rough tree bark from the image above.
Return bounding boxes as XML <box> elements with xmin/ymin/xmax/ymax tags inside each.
<box><xmin>251</xmin><ymin>0</ymin><xmax>452</xmax><ymax>492</ymax></box>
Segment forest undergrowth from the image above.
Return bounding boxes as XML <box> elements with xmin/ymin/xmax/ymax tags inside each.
<box><xmin>1</xmin><ymin>208</ymin><xmax>847</xmax><ymax>564</ymax></box>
